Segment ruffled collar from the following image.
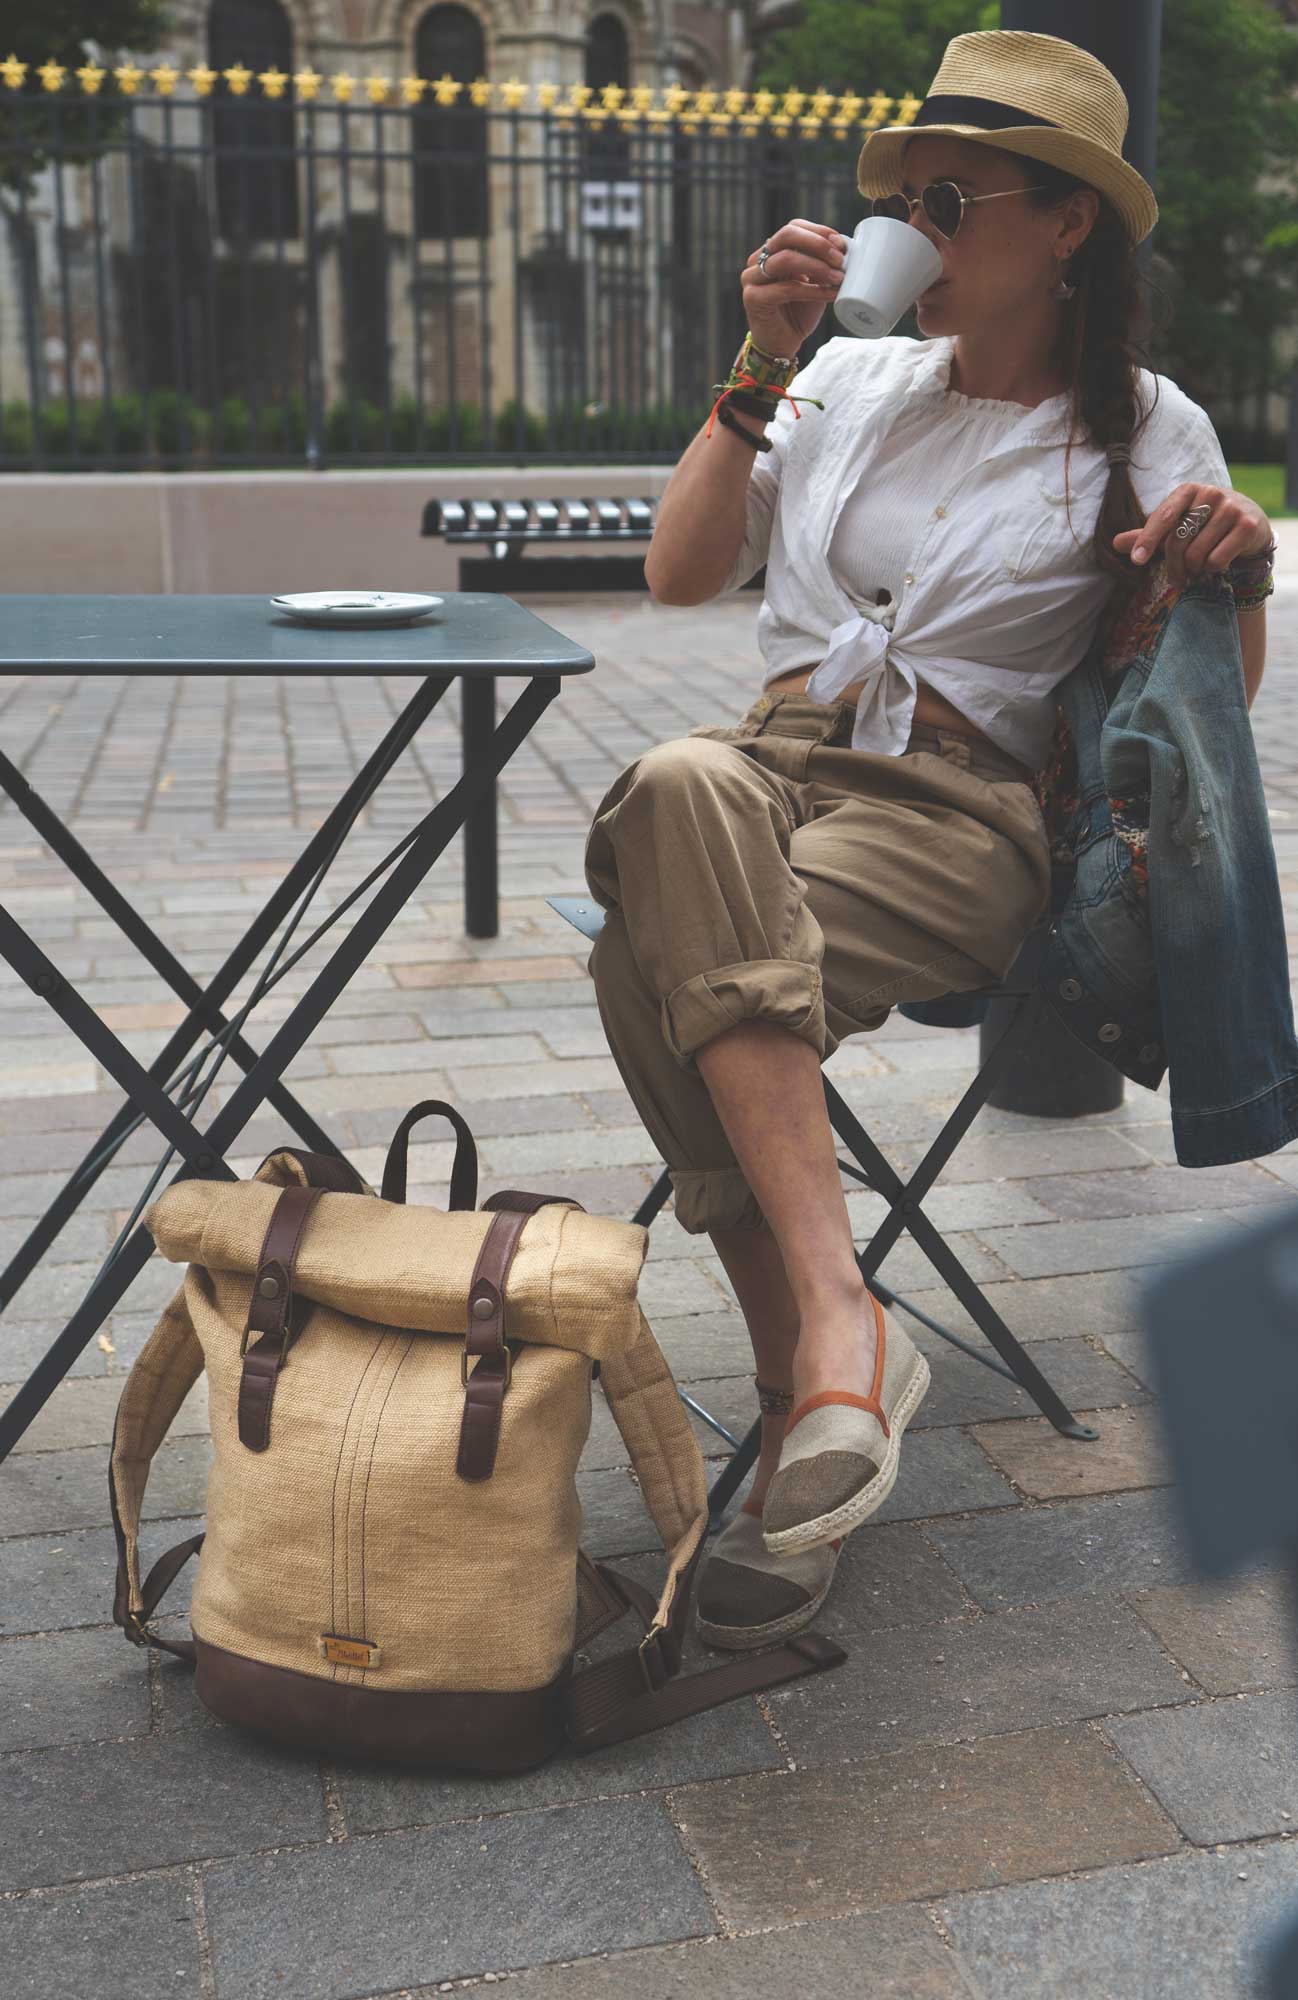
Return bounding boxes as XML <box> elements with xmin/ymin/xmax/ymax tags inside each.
<box><xmin>906</xmin><ymin>336</ymin><xmax>1074</xmax><ymax>443</ymax></box>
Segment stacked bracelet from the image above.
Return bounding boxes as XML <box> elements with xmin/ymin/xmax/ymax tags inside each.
<box><xmin>1228</xmin><ymin>537</ymin><xmax>1277</xmax><ymax>614</ymax></box>
<box><xmin>716</xmin><ymin>401</ymin><xmax>772</xmax><ymax>451</ymax></box>
<box><xmin>705</xmin><ymin>329</ymin><xmax>826</xmax><ymax>445</ymax></box>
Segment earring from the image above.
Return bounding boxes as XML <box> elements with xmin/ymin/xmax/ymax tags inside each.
<box><xmin>1052</xmin><ymin>258</ymin><xmax>1076</xmax><ymax>301</ymax></box>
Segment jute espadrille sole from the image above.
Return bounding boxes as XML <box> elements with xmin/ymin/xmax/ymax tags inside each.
<box><xmin>761</xmin><ymin>1347</ymin><xmax>931</xmax><ymax>1557</ymax></box>
<box><xmin>696</xmin><ymin>1556</ymin><xmax>839</xmax><ymax>1651</ymax></box>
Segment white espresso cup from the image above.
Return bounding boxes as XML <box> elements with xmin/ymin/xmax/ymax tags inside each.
<box><xmin>833</xmin><ymin>216</ymin><xmax>945</xmax><ymax>339</ymax></box>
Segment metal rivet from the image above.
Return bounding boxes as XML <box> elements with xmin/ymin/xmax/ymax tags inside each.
<box><xmin>1098</xmin><ymin>1022</ymin><xmax>1122</xmax><ymax>1044</ymax></box>
<box><xmin>1139</xmin><ymin>1042</ymin><xmax>1161</xmax><ymax>1064</ymax></box>
<box><xmin>257</xmin><ymin>1275</ymin><xmax>280</xmax><ymax>1299</ymax></box>
<box><xmin>195</xmin><ymin>1153</ymin><xmax>215</xmax><ymax>1172</ymax></box>
<box><xmin>1059</xmin><ymin>977</ymin><xmax>1083</xmax><ymax>1002</ymax></box>
<box><xmin>471</xmin><ymin>1296</ymin><xmax>494</xmax><ymax>1320</ymax></box>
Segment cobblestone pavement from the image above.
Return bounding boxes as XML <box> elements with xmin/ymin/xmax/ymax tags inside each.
<box><xmin>3</xmin><ymin>568</ymin><xmax>1298</xmax><ymax>2000</ymax></box>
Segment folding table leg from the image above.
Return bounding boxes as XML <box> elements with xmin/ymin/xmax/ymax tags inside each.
<box><xmin>0</xmin><ymin>673</ymin><xmax>559</xmax><ymax>1462</ymax></box>
<box><xmin>0</xmin><ymin>679</ymin><xmax>449</xmax><ymax>1311</ymax></box>
<box><xmin>462</xmin><ymin>675</ymin><xmax>498</xmax><ymax>940</ymax></box>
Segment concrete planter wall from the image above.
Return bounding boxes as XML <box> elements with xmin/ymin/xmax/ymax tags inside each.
<box><xmin>0</xmin><ymin>468</ymin><xmax>677</xmax><ymax>596</ymax></box>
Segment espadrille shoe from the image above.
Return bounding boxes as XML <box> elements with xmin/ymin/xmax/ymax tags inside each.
<box><xmin>696</xmin><ymin>1502</ymin><xmax>842</xmax><ymax>1651</ymax></box>
<box><xmin>762</xmin><ymin>1298</ymin><xmax>930</xmax><ymax>1557</ymax></box>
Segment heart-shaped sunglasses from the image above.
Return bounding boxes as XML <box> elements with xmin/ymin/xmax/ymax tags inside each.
<box><xmin>870</xmin><ymin>181</ymin><xmax>1053</xmax><ymax>241</ymax></box>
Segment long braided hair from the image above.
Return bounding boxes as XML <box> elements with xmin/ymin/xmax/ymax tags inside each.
<box><xmin>1018</xmin><ymin>154</ymin><xmax>1166</xmax><ymax>599</ymax></box>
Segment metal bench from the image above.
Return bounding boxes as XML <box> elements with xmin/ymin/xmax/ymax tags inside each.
<box><xmin>421</xmin><ymin>497</ymin><xmax>659</xmax><ymax>937</ymax></box>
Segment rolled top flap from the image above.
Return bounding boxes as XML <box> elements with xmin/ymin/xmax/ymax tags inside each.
<box><xmin>145</xmin><ymin>1176</ymin><xmax>649</xmax><ymax>1361</ymax></box>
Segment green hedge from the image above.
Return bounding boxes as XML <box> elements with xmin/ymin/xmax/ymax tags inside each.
<box><xmin>0</xmin><ymin>391</ymin><xmax>702</xmax><ymax>464</ymax></box>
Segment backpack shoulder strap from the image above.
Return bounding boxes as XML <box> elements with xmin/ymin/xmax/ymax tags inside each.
<box><xmin>109</xmin><ymin>1283</ymin><xmax>206</xmax><ymax>1663</ymax></box>
<box><xmin>565</xmin><ymin>1305</ymin><xmax>844</xmax><ymax>1751</ymax></box>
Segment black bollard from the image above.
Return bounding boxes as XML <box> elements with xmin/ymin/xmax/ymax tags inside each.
<box><xmin>980</xmin><ymin>993</ymin><xmax>1125</xmax><ymax>1117</ymax></box>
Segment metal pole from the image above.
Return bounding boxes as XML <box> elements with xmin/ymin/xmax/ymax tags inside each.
<box><xmin>999</xmin><ymin>0</ymin><xmax>1164</xmax><ymax>293</ymax></box>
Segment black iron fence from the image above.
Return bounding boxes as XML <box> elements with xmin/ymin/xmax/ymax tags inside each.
<box><xmin>0</xmin><ymin>78</ymin><xmax>877</xmax><ymax>469</ymax></box>
<box><xmin>0</xmin><ymin>73</ymin><xmax>1289</xmax><ymax>469</ymax></box>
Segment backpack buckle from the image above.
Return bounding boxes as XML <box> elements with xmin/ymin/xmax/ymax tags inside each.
<box><xmin>461</xmin><ymin>1344</ymin><xmax>513</xmax><ymax>1390</ymax></box>
<box><xmin>637</xmin><ymin>1624</ymin><xmax>669</xmax><ymax>1693</ymax></box>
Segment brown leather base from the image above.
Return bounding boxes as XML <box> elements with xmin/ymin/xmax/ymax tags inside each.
<box><xmin>193</xmin><ymin>1639</ymin><xmax>572</xmax><ymax>1772</ymax></box>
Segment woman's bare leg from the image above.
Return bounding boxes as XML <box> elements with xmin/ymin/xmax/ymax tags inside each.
<box><xmin>696</xmin><ymin>1021</ymin><xmax>877</xmax><ymax>1435</ymax></box>
<box><xmin>707</xmin><ymin>1224</ymin><xmax>799</xmax><ymax>1512</ymax></box>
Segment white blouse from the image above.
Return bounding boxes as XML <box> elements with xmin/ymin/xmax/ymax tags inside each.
<box><xmin>719</xmin><ymin>332</ymin><xmax>1231</xmax><ymax>770</ymax></box>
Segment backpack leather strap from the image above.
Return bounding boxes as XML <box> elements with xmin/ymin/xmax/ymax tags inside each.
<box><xmin>457</xmin><ymin>1189</ymin><xmax>584</xmax><ymax>1482</ymax></box>
<box><xmin>563</xmin><ymin>1305</ymin><xmax>846</xmax><ymax>1749</ymax></box>
<box><xmin>237</xmin><ymin>1182</ymin><xmax>324</xmax><ymax>1452</ymax></box>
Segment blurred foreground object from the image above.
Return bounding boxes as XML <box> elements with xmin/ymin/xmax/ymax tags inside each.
<box><xmin>1144</xmin><ymin>1206</ymin><xmax>1298</xmax><ymax>1996</ymax></box>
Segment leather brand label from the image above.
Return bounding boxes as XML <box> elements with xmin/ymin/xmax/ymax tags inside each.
<box><xmin>320</xmin><ymin>1634</ymin><xmax>380</xmax><ymax>1669</ymax></box>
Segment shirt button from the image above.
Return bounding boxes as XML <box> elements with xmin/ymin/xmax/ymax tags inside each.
<box><xmin>934</xmin><ymin>506</ymin><xmax>946</xmax><ymax>519</ymax></box>
<box><xmin>904</xmin><ymin>571</ymin><xmax>915</xmax><ymax>584</ymax></box>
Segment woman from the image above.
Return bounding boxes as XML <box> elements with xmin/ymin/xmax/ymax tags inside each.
<box><xmin>583</xmin><ymin>31</ymin><xmax>1276</xmax><ymax>1649</ymax></box>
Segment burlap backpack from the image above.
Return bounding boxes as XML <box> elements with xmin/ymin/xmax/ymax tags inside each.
<box><xmin>109</xmin><ymin>1101</ymin><xmax>842</xmax><ymax>1769</ymax></box>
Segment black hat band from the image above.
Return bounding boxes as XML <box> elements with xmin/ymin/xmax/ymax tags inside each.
<box><xmin>912</xmin><ymin>94</ymin><xmax>1061</xmax><ymax>132</ymax></box>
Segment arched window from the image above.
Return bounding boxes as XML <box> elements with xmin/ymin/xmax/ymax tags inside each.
<box><xmin>414</xmin><ymin>4</ymin><xmax>489</xmax><ymax>240</ymax></box>
<box><xmin>584</xmin><ymin>13</ymin><xmax>631</xmax><ymax>177</ymax></box>
<box><xmin>208</xmin><ymin>0</ymin><xmax>299</xmax><ymax>240</ymax></box>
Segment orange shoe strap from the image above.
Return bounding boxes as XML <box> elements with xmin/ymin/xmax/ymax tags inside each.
<box><xmin>786</xmin><ymin>1297</ymin><xmax>890</xmax><ymax>1440</ymax></box>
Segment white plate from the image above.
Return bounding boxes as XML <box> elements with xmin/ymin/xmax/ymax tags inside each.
<box><xmin>269</xmin><ymin>590</ymin><xmax>444</xmax><ymax>627</ymax></box>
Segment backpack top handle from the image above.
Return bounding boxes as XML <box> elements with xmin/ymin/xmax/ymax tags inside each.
<box><xmin>382</xmin><ymin>1099</ymin><xmax>478</xmax><ymax>1209</ymax></box>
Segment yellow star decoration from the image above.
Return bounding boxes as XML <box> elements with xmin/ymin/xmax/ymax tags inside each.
<box><xmin>9</xmin><ymin>58</ymin><xmax>919</xmax><ymax>137</ymax></box>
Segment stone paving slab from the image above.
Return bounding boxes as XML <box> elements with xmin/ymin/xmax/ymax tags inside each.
<box><xmin>927</xmin><ymin>1488</ymin><xmax>1209</xmax><ymax>1609</ymax></box>
<box><xmin>1106</xmin><ymin>1689</ymin><xmax>1298</xmax><ymax>1843</ymax></box>
<box><xmin>0</xmin><ymin>1872</ymin><xmax>202</xmax><ymax>2000</ymax></box>
<box><xmin>970</xmin><ymin>1403</ymin><xmax>1170</xmax><ymax>1499</ymax></box>
<box><xmin>672</xmin><ymin>1723</ymin><xmax>1179</xmax><ymax>1926</ymax></box>
<box><xmin>488</xmin><ymin>1907</ymin><xmax>984</xmax><ymax>2000</ymax></box>
<box><xmin>2</xmin><ymin>1729</ymin><xmax>327</xmax><ymax>1890</ymax></box>
<box><xmin>940</xmin><ymin>1839</ymin><xmax>1298</xmax><ymax>2000</ymax></box>
<box><xmin>202</xmin><ymin>1796</ymin><xmax>714</xmax><ymax>2000</ymax></box>
<box><xmin>769</xmin><ymin>1595</ymin><xmax>1191</xmax><ymax>1762</ymax></box>
<box><xmin>1128</xmin><ymin>1573</ymin><xmax>1298</xmax><ymax>1695</ymax></box>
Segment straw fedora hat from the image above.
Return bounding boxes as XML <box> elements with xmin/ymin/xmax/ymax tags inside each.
<box><xmin>857</xmin><ymin>29</ymin><xmax>1159</xmax><ymax>246</ymax></box>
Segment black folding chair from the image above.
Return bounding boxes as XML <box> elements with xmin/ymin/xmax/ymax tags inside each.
<box><xmin>547</xmin><ymin>896</ymin><xmax>1098</xmax><ymax>1528</ymax></box>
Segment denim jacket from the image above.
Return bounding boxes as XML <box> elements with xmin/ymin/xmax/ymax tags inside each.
<box><xmin>1035</xmin><ymin>565</ymin><xmax>1298</xmax><ymax>1167</ymax></box>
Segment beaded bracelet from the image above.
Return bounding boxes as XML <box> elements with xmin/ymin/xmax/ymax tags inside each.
<box><xmin>1228</xmin><ymin>537</ymin><xmax>1277</xmax><ymax>614</ymax></box>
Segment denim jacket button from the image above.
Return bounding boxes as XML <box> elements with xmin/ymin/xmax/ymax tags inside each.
<box><xmin>1098</xmin><ymin>1022</ymin><xmax>1123</xmax><ymax>1043</ymax></box>
<box><xmin>1059</xmin><ymin>977</ymin><xmax>1083</xmax><ymax>1002</ymax></box>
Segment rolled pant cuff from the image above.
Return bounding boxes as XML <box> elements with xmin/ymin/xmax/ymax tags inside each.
<box><xmin>671</xmin><ymin>1168</ymin><xmax>771</xmax><ymax>1236</ymax></box>
<box><xmin>660</xmin><ymin>959</ymin><xmax>830</xmax><ymax>1071</ymax></box>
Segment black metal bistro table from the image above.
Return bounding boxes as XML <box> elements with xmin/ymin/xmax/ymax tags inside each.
<box><xmin>0</xmin><ymin>593</ymin><xmax>593</xmax><ymax>1462</ymax></box>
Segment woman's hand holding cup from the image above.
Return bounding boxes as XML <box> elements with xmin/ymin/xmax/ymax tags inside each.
<box><xmin>741</xmin><ymin>219</ymin><xmax>849</xmax><ymax>357</ymax></box>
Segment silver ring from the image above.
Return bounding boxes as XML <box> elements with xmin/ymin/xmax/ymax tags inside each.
<box><xmin>757</xmin><ymin>242</ymin><xmax>770</xmax><ymax>274</ymax></box>
<box><xmin>1174</xmin><ymin>504</ymin><xmax>1211</xmax><ymax>543</ymax></box>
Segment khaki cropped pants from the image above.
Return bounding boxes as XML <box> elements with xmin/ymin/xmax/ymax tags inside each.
<box><xmin>583</xmin><ymin>691</ymin><xmax>1052</xmax><ymax>1237</ymax></box>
